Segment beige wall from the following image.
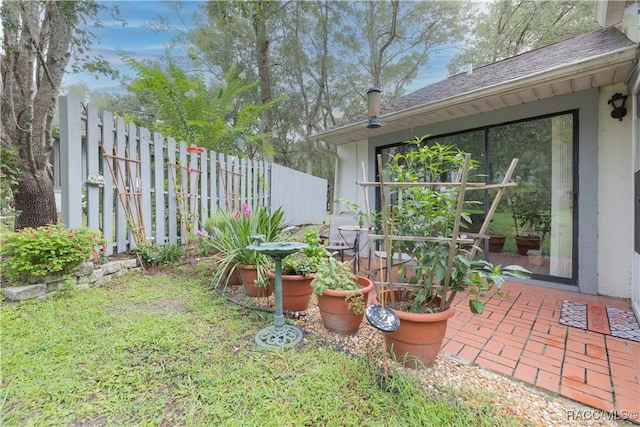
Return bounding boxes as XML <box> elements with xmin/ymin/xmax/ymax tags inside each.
<box><xmin>597</xmin><ymin>84</ymin><xmax>634</xmax><ymax>297</ymax></box>
<box><xmin>335</xmin><ymin>140</ymin><xmax>370</xmax><ymax>213</ymax></box>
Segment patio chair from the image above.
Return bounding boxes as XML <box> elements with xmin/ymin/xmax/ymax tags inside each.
<box><xmin>321</xmin><ymin>215</ymin><xmax>359</xmax><ymax>262</ymax></box>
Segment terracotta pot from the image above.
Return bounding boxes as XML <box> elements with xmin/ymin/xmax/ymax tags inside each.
<box><xmin>489</xmin><ymin>235</ymin><xmax>506</xmax><ymax>253</ymax></box>
<box><xmin>373</xmin><ymin>290</ymin><xmax>455</xmax><ymax>369</ymax></box>
<box><xmin>227</xmin><ymin>267</ymin><xmax>242</xmax><ymax>286</ymax></box>
<box><xmin>515</xmin><ymin>236</ymin><xmax>541</xmax><ymax>256</ymax></box>
<box><xmin>315</xmin><ymin>275</ymin><xmax>374</xmax><ymax>335</ymax></box>
<box><xmin>212</xmin><ymin>254</ymin><xmax>242</xmax><ymax>287</ymax></box>
<box><xmin>237</xmin><ymin>264</ymin><xmax>274</xmax><ymax>298</ymax></box>
<box><xmin>267</xmin><ymin>270</ymin><xmax>314</xmax><ymax>312</ymax></box>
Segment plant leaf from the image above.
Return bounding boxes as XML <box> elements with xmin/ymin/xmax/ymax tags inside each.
<box><xmin>469</xmin><ymin>299</ymin><xmax>484</xmax><ymax>314</ymax></box>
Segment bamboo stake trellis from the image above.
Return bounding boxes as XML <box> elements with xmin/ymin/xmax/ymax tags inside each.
<box><xmin>359</xmin><ymin>155</ymin><xmax>519</xmax><ymax>310</ymax></box>
<box><xmin>167</xmin><ymin>160</ymin><xmax>201</xmax><ymax>245</ymax></box>
<box><xmin>101</xmin><ymin>146</ymin><xmax>147</xmax><ymax>247</ymax></box>
<box><xmin>218</xmin><ymin>163</ymin><xmax>242</xmax><ymax>214</ymax></box>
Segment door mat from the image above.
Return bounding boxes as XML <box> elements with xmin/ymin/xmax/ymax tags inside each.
<box><xmin>559</xmin><ymin>300</ymin><xmax>640</xmax><ymax>342</ymax></box>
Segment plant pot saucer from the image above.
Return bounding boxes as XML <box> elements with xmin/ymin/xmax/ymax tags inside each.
<box><xmin>366</xmin><ymin>304</ymin><xmax>400</xmax><ymax>332</ymax></box>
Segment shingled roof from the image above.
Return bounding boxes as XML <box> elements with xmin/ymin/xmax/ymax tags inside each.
<box><xmin>313</xmin><ymin>26</ymin><xmax>638</xmax><ymax>145</ymax></box>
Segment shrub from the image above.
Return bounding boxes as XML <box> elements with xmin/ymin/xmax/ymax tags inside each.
<box><xmin>132</xmin><ymin>243</ymin><xmax>184</xmax><ymax>266</ymax></box>
<box><xmin>0</xmin><ymin>224</ymin><xmax>105</xmax><ymax>283</ymax></box>
<box><xmin>282</xmin><ymin>228</ymin><xmax>329</xmax><ymax>275</ymax></box>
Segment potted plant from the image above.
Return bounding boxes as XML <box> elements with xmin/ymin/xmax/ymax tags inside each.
<box><xmin>488</xmin><ymin>233</ymin><xmax>507</xmax><ymax>253</ymax></box>
<box><xmin>370</xmin><ymin>137</ymin><xmax>529</xmax><ymax>368</ymax></box>
<box><xmin>267</xmin><ymin>228</ymin><xmax>330</xmax><ymax>312</ymax></box>
<box><xmin>311</xmin><ymin>256</ymin><xmax>374</xmax><ymax>335</ymax></box>
<box><xmin>205</xmin><ymin>205</ymin><xmax>288</xmax><ymax>297</ymax></box>
<box><xmin>508</xmin><ymin>184</ymin><xmax>551</xmax><ymax>256</ymax></box>
<box><xmin>202</xmin><ymin>211</ymin><xmax>241</xmax><ymax>286</ymax></box>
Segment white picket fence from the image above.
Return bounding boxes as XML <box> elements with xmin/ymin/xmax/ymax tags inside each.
<box><xmin>57</xmin><ymin>94</ymin><xmax>327</xmax><ymax>255</ymax></box>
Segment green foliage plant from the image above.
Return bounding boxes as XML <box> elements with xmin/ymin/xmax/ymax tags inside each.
<box><xmin>281</xmin><ymin>228</ymin><xmax>329</xmax><ymax>276</ymax></box>
<box><xmin>384</xmin><ymin>136</ymin><xmax>530</xmax><ymax>315</ymax></box>
<box><xmin>0</xmin><ymin>224</ymin><xmax>105</xmax><ymax>284</ymax></box>
<box><xmin>311</xmin><ymin>256</ymin><xmax>366</xmax><ymax>315</ymax></box>
<box><xmin>508</xmin><ymin>183</ymin><xmax>551</xmax><ymax>246</ymax></box>
<box><xmin>204</xmin><ymin>205</ymin><xmax>288</xmax><ymax>288</ymax></box>
<box><xmin>124</xmin><ymin>59</ymin><xmax>278</xmax><ymax>158</ymax></box>
<box><xmin>132</xmin><ymin>243</ymin><xmax>185</xmax><ymax>266</ymax></box>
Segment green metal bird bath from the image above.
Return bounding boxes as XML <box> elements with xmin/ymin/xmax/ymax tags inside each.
<box><xmin>246</xmin><ymin>239</ymin><xmax>308</xmax><ymax>349</ymax></box>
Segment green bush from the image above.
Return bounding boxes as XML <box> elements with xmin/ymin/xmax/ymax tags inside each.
<box><xmin>0</xmin><ymin>224</ymin><xmax>105</xmax><ymax>283</ymax></box>
<box><xmin>132</xmin><ymin>243</ymin><xmax>184</xmax><ymax>266</ymax></box>
<box><xmin>282</xmin><ymin>228</ymin><xmax>329</xmax><ymax>275</ymax></box>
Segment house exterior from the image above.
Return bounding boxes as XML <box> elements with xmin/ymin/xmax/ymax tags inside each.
<box><xmin>311</xmin><ymin>1</ymin><xmax>640</xmax><ymax>318</ymax></box>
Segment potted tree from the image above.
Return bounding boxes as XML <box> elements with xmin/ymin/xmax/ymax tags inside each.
<box><xmin>311</xmin><ymin>256</ymin><xmax>374</xmax><ymax>335</ymax></box>
<box><xmin>369</xmin><ymin>138</ymin><xmax>529</xmax><ymax>368</ymax></box>
<box><xmin>267</xmin><ymin>228</ymin><xmax>330</xmax><ymax>312</ymax></box>
<box><xmin>508</xmin><ymin>184</ymin><xmax>551</xmax><ymax>256</ymax></box>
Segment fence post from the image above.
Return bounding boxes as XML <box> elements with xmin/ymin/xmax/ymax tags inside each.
<box><xmin>101</xmin><ymin>111</ymin><xmax>115</xmax><ymax>255</ymax></box>
<box><xmin>167</xmin><ymin>138</ymin><xmax>178</xmax><ymax>244</ymax></box>
<box><xmin>153</xmin><ymin>132</ymin><xmax>166</xmax><ymax>246</ymax></box>
<box><xmin>58</xmin><ymin>94</ymin><xmax>83</xmax><ymax>229</ymax></box>
<box><xmin>139</xmin><ymin>127</ymin><xmax>152</xmax><ymax>244</ymax></box>
<box><xmin>85</xmin><ymin>103</ymin><xmax>100</xmax><ymax>230</ymax></box>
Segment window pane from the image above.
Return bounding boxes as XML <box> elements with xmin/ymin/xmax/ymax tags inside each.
<box><xmin>488</xmin><ymin>114</ymin><xmax>573</xmax><ymax>279</ymax></box>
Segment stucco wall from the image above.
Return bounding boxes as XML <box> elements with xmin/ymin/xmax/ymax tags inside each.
<box><xmin>597</xmin><ymin>84</ymin><xmax>634</xmax><ymax>298</ymax></box>
<box><xmin>333</xmin><ymin>87</ymin><xmax>634</xmax><ymax>298</ymax></box>
<box><xmin>335</xmin><ymin>139</ymin><xmax>370</xmax><ymax>213</ymax></box>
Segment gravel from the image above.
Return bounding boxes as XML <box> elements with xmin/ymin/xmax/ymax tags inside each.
<box><xmin>220</xmin><ymin>286</ymin><xmax>631</xmax><ymax>427</ymax></box>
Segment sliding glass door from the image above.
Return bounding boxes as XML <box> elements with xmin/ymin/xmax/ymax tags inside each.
<box><xmin>376</xmin><ymin>111</ymin><xmax>577</xmax><ymax>284</ymax></box>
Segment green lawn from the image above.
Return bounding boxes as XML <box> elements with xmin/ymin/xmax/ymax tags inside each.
<box><xmin>1</xmin><ymin>260</ymin><xmax>527</xmax><ymax>426</ymax></box>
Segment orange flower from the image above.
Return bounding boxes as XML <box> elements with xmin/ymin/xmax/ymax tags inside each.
<box><xmin>186</xmin><ymin>145</ymin><xmax>204</xmax><ymax>154</ymax></box>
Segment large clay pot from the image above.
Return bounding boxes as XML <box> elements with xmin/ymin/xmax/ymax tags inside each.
<box><xmin>212</xmin><ymin>254</ymin><xmax>242</xmax><ymax>287</ymax></box>
<box><xmin>373</xmin><ymin>290</ymin><xmax>455</xmax><ymax>369</ymax></box>
<box><xmin>316</xmin><ymin>275</ymin><xmax>374</xmax><ymax>335</ymax></box>
<box><xmin>227</xmin><ymin>268</ymin><xmax>242</xmax><ymax>286</ymax></box>
<box><xmin>267</xmin><ymin>270</ymin><xmax>314</xmax><ymax>312</ymax></box>
<box><xmin>237</xmin><ymin>264</ymin><xmax>274</xmax><ymax>298</ymax></box>
<box><xmin>488</xmin><ymin>235</ymin><xmax>506</xmax><ymax>253</ymax></box>
<box><xmin>515</xmin><ymin>236</ymin><xmax>541</xmax><ymax>256</ymax></box>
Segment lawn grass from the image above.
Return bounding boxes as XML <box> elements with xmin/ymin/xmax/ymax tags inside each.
<box><xmin>1</xmin><ymin>260</ymin><xmax>525</xmax><ymax>426</ymax></box>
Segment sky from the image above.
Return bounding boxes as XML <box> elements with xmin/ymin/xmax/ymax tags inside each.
<box><xmin>63</xmin><ymin>0</ymin><xmax>457</xmax><ymax>95</ymax></box>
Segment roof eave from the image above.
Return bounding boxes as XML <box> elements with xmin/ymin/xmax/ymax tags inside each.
<box><xmin>311</xmin><ymin>46</ymin><xmax>638</xmax><ymax>145</ymax></box>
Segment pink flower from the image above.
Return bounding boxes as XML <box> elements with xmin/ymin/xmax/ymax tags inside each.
<box><xmin>242</xmin><ymin>202</ymin><xmax>251</xmax><ymax>217</ymax></box>
<box><xmin>196</xmin><ymin>229</ymin><xmax>207</xmax><ymax>237</ymax></box>
<box><xmin>189</xmin><ymin>167</ymin><xmax>195</xmax><ymax>174</ymax></box>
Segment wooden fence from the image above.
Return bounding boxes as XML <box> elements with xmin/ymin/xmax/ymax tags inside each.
<box><xmin>58</xmin><ymin>94</ymin><xmax>327</xmax><ymax>255</ymax></box>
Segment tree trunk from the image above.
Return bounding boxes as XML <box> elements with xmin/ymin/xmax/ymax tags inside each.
<box><xmin>13</xmin><ymin>168</ymin><xmax>57</xmax><ymax>230</ymax></box>
<box><xmin>253</xmin><ymin>6</ymin><xmax>273</xmax><ymax>160</ymax></box>
<box><xmin>2</xmin><ymin>1</ymin><xmax>77</xmax><ymax>229</ymax></box>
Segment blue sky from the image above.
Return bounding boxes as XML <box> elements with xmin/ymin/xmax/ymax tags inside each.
<box><xmin>63</xmin><ymin>0</ymin><xmax>456</xmax><ymax>94</ymax></box>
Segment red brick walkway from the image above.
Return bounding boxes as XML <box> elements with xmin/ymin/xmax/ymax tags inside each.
<box><xmin>442</xmin><ymin>281</ymin><xmax>639</xmax><ymax>424</ymax></box>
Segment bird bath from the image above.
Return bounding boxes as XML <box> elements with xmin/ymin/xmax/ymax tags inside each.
<box><xmin>246</xmin><ymin>237</ymin><xmax>308</xmax><ymax>349</ymax></box>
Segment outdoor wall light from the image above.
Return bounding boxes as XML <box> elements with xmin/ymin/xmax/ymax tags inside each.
<box><xmin>608</xmin><ymin>92</ymin><xmax>628</xmax><ymax>121</ymax></box>
<box><xmin>367</xmin><ymin>87</ymin><xmax>381</xmax><ymax>128</ymax></box>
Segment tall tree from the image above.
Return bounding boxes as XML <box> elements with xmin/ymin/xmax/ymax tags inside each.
<box><xmin>192</xmin><ymin>1</ymin><xmax>286</xmax><ymax>160</ymax></box>
<box><xmin>1</xmin><ymin>0</ymin><xmax>116</xmax><ymax>229</ymax></box>
<box><xmin>448</xmin><ymin>0</ymin><xmax>600</xmax><ymax>74</ymax></box>
<box><xmin>336</xmin><ymin>1</ymin><xmax>472</xmax><ymax>100</ymax></box>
